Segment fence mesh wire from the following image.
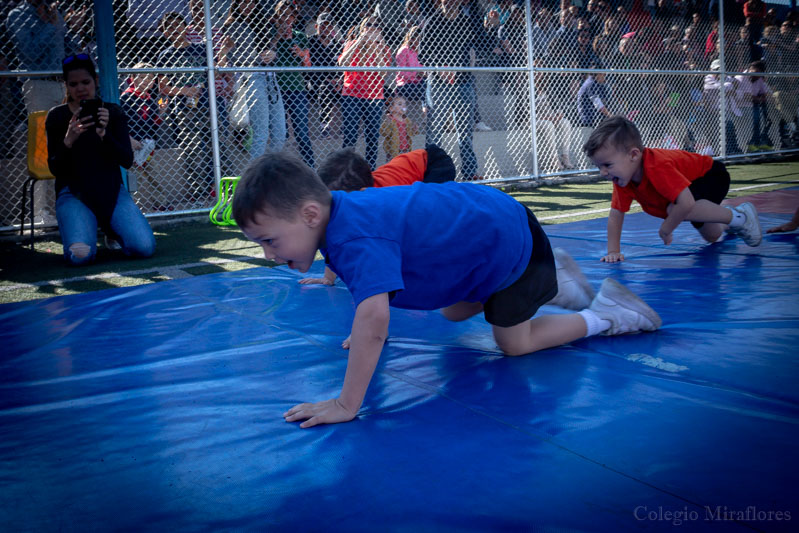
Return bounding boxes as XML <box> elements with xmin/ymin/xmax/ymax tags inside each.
<box><xmin>2</xmin><ymin>0</ymin><xmax>799</xmax><ymax>230</ymax></box>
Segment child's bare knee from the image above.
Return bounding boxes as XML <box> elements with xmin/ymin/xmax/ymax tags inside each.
<box><xmin>495</xmin><ymin>338</ymin><xmax>535</xmax><ymax>357</ymax></box>
<box><xmin>699</xmin><ymin>223</ymin><xmax>724</xmax><ymax>243</ymax></box>
<box><xmin>66</xmin><ymin>242</ymin><xmax>94</xmax><ymax>265</ymax></box>
<box><xmin>69</xmin><ymin>242</ymin><xmax>91</xmax><ymax>259</ymax></box>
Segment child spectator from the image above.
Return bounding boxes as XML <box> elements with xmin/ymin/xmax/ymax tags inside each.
<box><xmin>380</xmin><ymin>95</ymin><xmax>419</xmax><ymax>161</ymax></box>
<box><xmin>223</xmin><ymin>0</ymin><xmax>287</xmax><ymax>159</ymax></box>
<box><xmin>233</xmin><ymin>152</ymin><xmax>661</xmax><ymax>428</ymax></box>
<box><xmin>583</xmin><ymin>116</ymin><xmax>762</xmax><ymax>264</ymax></box>
<box><xmin>701</xmin><ymin>58</ymin><xmax>743</xmax><ymax>155</ymax></box>
<box><xmin>576</xmin><ymin>66</ymin><xmax>612</xmax><ymax>166</ymax></box>
<box><xmin>121</xmin><ymin>63</ymin><xmax>167</xmax><ymax>206</ymax></box>
<box><xmin>121</xmin><ymin>63</ymin><xmax>163</xmax><ymax>167</ymax></box>
<box><xmin>394</xmin><ymin>26</ymin><xmax>425</xmax><ymax>109</ymax></box>
<box><xmin>735</xmin><ymin>60</ymin><xmax>774</xmax><ymax>152</ymax></box>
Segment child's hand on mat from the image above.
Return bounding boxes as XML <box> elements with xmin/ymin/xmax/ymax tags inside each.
<box><xmin>284</xmin><ymin>398</ymin><xmax>357</xmax><ymax>428</ymax></box>
<box><xmin>767</xmin><ymin>221</ymin><xmax>798</xmax><ymax>233</ymax></box>
<box><xmin>299</xmin><ymin>277</ymin><xmax>334</xmax><ymax>286</ymax></box>
<box><xmin>658</xmin><ymin>227</ymin><xmax>673</xmax><ymax>245</ymax></box>
<box><xmin>342</xmin><ymin>335</ymin><xmax>351</xmax><ymax>349</ymax></box>
<box><xmin>601</xmin><ymin>252</ymin><xmax>625</xmax><ymax>263</ymax></box>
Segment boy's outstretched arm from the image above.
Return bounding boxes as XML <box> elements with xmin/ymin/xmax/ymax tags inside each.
<box><xmin>602</xmin><ymin>208</ymin><xmax>626</xmax><ymax>262</ymax></box>
<box><xmin>299</xmin><ymin>265</ymin><xmax>338</xmax><ymax>286</ymax></box>
<box><xmin>283</xmin><ymin>292</ymin><xmax>390</xmax><ymax>428</ymax></box>
<box><xmin>659</xmin><ymin>187</ymin><xmax>695</xmax><ymax>245</ymax></box>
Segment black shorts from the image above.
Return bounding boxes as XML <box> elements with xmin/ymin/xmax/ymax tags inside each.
<box><xmin>688</xmin><ymin>160</ymin><xmax>730</xmax><ymax>228</ymax></box>
<box><xmin>422</xmin><ymin>144</ymin><xmax>457</xmax><ymax>184</ymax></box>
<box><xmin>483</xmin><ymin>207</ymin><xmax>558</xmax><ymax>328</ymax></box>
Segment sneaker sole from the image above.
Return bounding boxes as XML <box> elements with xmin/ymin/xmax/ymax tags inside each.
<box><xmin>554</xmin><ymin>248</ymin><xmax>595</xmax><ymax>301</ymax></box>
<box><xmin>599</xmin><ymin>278</ymin><xmax>662</xmax><ymax>331</ymax></box>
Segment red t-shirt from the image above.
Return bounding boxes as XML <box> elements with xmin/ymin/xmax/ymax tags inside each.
<box><xmin>372</xmin><ymin>149</ymin><xmax>428</xmax><ymax>187</ymax></box>
<box><xmin>341</xmin><ymin>41</ymin><xmax>391</xmax><ymax>100</ymax></box>
<box><xmin>611</xmin><ymin>148</ymin><xmax>714</xmax><ymax>219</ymax></box>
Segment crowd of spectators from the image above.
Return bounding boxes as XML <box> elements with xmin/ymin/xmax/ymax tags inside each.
<box><xmin>3</xmin><ymin>0</ymin><xmax>799</xmax><ymax>175</ymax></box>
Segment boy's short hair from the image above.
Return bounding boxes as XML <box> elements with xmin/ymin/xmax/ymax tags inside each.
<box><xmin>317</xmin><ymin>148</ymin><xmax>374</xmax><ymax>191</ymax></box>
<box><xmin>583</xmin><ymin>115</ymin><xmax>644</xmax><ymax>157</ymax></box>
<box><xmin>232</xmin><ymin>152</ymin><xmax>332</xmax><ymax>227</ymax></box>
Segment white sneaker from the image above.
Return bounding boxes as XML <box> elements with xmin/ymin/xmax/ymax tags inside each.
<box><xmin>729</xmin><ymin>202</ymin><xmax>762</xmax><ymax>246</ymax></box>
<box><xmin>589</xmin><ymin>278</ymin><xmax>662</xmax><ymax>335</ymax></box>
<box><xmin>548</xmin><ymin>248</ymin><xmax>595</xmax><ymax>310</ymax></box>
<box><xmin>474</xmin><ymin>121</ymin><xmax>492</xmax><ymax>132</ymax></box>
<box><xmin>133</xmin><ymin>138</ymin><xmax>155</xmax><ymax>167</ymax></box>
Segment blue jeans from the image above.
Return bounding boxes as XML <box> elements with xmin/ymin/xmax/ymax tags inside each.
<box><xmin>283</xmin><ymin>89</ymin><xmax>315</xmax><ymax>168</ymax></box>
<box><xmin>341</xmin><ymin>95</ymin><xmax>384</xmax><ymax>170</ymax></box>
<box><xmin>56</xmin><ymin>185</ymin><xmax>156</xmax><ymax>266</ymax></box>
<box><xmin>749</xmin><ymin>102</ymin><xmax>770</xmax><ymax>146</ymax></box>
<box><xmin>244</xmin><ymin>72</ymin><xmax>286</xmax><ymax>158</ymax></box>
<box><xmin>426</xmin><ymin>77</ymin><xmax>478</xmax><ymax>179</ymax></box>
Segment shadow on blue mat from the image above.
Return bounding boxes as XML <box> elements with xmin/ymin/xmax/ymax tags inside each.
<box><xmin>1</xmin><ymin>213</ymin><xmax>797</xmax><ymax>531</ymax></box>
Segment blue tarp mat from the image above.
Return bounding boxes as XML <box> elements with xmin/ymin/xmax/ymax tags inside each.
<box><xmin>1</xmin><ymin>211</ymin><xmax>798</xmax><ymax>532</ymax></box>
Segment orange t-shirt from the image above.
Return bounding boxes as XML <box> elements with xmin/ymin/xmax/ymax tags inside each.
<box><xmin>611</xmin><ymin>148</ymin><xmax>715</xmax><ymax>219</ymax></box>
<box><xmin>372</xmin><ymin>149</ymin><xmax>428</xmax><ymax>187</ymax></box>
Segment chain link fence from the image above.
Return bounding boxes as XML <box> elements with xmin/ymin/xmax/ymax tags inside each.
<box><xmin>2</xmin><ymin>0</ymin><xmax>799</xmax><ymax>231</ymax></box>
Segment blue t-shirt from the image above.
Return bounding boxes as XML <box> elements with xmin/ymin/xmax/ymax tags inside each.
<box><xmin>320</xmin><ymin>182</ymin><xmax>533</xmax><ymax>309</ymax></box>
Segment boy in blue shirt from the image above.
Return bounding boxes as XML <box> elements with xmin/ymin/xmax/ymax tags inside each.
<box><xmin>233</xmin><ymin>153</ymin><xmax>662</xmax><ymax>429</ymax></box>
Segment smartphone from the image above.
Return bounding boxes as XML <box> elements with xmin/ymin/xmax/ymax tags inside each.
<box><xmin>79</xmin><ymin>98</ymin><xmax>103</xmax><ymax>124</ymax></box>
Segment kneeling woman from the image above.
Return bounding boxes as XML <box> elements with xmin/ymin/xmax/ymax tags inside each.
<box><xmin>46</xmin><ymin>54</ymin><xmax>155</xmax><ymax>265</ymax></box>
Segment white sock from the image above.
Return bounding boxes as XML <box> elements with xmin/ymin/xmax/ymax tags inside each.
<box><xmin>726</xmin><ymin>206</ymin><xmax>745</xmax><ymax>228</ymax></box>
<box><xmin>578</xmin><ymin>309</ymin><xmax>612</xmax><ymax>337</ymax></box>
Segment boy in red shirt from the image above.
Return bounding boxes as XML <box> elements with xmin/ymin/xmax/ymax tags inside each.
<box><xmin>584</xmin><ymin>116</ymin><xmax>762</xmax><ymax>262</ymax></box>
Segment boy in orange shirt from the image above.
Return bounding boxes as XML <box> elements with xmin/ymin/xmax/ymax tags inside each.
<box><xmin>583</xmin><ymin>116</ymin><xmax>762</xmax><ymax>262</ymax></box>
<box><xmin>318</xmin><ymin>143</ymin><xmax>455</xmax><ymax>191</ymax></box>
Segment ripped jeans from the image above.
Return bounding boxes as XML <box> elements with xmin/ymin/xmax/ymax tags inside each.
<box><xmin>56</xmin><ymin>185</ymin><xmax>156</xmax><ymax>266</ymax></box>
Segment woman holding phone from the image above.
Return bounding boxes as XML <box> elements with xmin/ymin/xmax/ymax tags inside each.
<box><xmin>46</xmin><ymin>54</ymin><xmax>155</xmax><ymax>265</ymax></box>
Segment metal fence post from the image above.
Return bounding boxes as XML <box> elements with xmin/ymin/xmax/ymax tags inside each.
<box><xmin>524</xmin><ymin>0</ymin><xmax>539</xmax><ymax>179</ymax></box>
<box><xmin>203</xmin><ymin>0</ymin><xmax>222</xmax><ymax>193</ymax></box>
<box><xmin>94</xmin><ymin>0</ymin><xmax>127</xmax><ymax>188</ymax></box>
<box><xmin>719</xmin><ymin>0</ymin><xmax>727</xmax><ymax>159</ymax></box>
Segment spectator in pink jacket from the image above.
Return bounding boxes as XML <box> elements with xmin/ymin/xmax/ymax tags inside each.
<box><xmin>394</xmin><ymin>26</ymin><xmax>425</xmax><ymax>104</ymax></box>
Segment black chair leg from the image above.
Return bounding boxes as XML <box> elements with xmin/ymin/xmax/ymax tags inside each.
<box><xmin>19</xmin><ymin>177</ymin><xmax>32</xmax><ymax>239</ymax></box>
<box><xmin>28</xmin><ymin>180</ymin><xmax>36</xmax><ymax>250</ymax></box>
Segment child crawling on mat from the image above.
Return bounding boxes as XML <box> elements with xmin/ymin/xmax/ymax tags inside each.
<box><xmin>584</xmin><ymin>116</ymin><xmax>763</xmax><ymax>263</ymax></box>
<box><xmin>300</xmin><ymin>144</ymin><xmax>456</xmax><ymax>286</ymax></box>
<box><xmin>232</xmin><ymin>152</ymin><xmax>662</xmax><ymax>428</ymax></box>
